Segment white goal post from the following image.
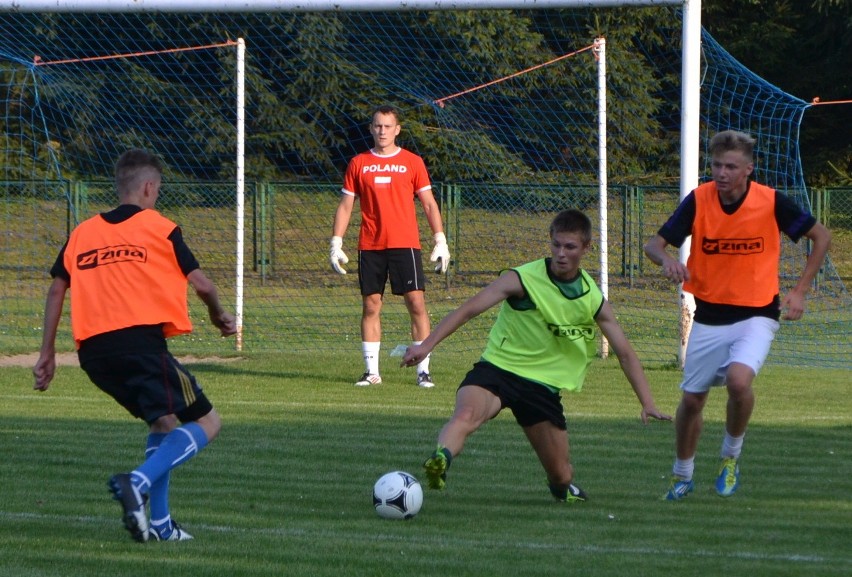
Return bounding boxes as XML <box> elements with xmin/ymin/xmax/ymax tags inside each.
<box><xmin>2</xmin><ymin>0</ymin><xmax>702</xmax><ymax>363</ymax></box>
<box><xmin>0</xmin><ymin>1</ymin><xmax>702</xmax><ymax>201</ymax></box>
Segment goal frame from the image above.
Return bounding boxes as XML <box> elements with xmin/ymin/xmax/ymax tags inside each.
<box><xmin>2</xmin><ymin>0</ymin><xmax>702</xmax><ymax>363</ymax></box>
<box><xmin>0</xmin><ymin>2</ymin><xmax>702</xmax><ymax>204</ymax></box>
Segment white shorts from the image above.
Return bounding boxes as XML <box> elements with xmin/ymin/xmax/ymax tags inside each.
<box><xmin>680</xmin><ymin>317</ymin><xmax>780</xmax><ymax>393</ymax></box>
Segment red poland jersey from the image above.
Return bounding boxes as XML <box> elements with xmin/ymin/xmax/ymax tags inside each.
<box><xmin>342</xmin><ymin>147</ymin><xmax>432</xmax><ymax>250</ymax></box>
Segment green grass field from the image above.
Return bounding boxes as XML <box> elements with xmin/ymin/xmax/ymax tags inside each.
<box><xmin>1</xmin><ymin>350</ymin><xmax>849</xmax><ymax>577</ymax></box>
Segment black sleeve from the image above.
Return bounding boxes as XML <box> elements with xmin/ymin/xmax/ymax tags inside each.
<box><xmin>168</xmin><ymin>226</ymin><xmax>201</xmax><ymax>276</ymax></box>
<box><xmin>49</xmin><ymin>242</ymin><xmax>70</xmax><ymax>281</ymax></box>
<box><xmin>657</xmin><ymin>192</ymin><xmax>696</xmax><ymax>248</ymax></box>
<box><xmin>775</xmin><ymin>191</ymin><xmax>817</xmax><ymax>243</ymax></box>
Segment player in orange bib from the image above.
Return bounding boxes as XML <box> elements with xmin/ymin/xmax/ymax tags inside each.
<box><xmin>33</xmin><ymin>149</ymin><xmax>237</xmax><ymax>542</ymax></box>
<box><xmin>644</xmin><ymin>130</ymin><xmax>831</xmax><ymax>500</ymax></box>
<box><xmin>329</xmin><ymin>105</ymin><xmax>450</xmax><ymax>388</ymax></box>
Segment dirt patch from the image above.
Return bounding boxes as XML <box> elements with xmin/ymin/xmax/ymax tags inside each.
<box><xmin>0</xmin><ymin>352</ymin><xmax>243</xmax><ymax>367</ymax></box>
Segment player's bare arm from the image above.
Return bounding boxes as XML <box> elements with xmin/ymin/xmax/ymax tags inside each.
<box><xmin>188</xmin><ymin>269</ymin><xmax>237</xmax><ymax>337</ymax></box>
<box><xmin>596</xmin><ymin>300</ymin><xmax>672</xmax><ymax>424</ymax></box>
<box><xmin>32</xmin><ymin>276</ymin><xmax>70</xmax><ymax>391</ymax></box>
<box><xmin>332</xmin><ymin>193</ymin><xmax>356</xmax><ymax>239</ymax></box>
<box><xmin>418</xmin><ymin>188</ymin><xmax>444</xmax><ymax>236</ymax></box>
<box><xmin>644</xmin><ymin>235</ymin><xmax>690</xmax><ymax>283</ymax></box>
<box><xmin>418</xmin><ymin>188</ymin><xmax>451</xmax><ymax>273</ymax></box>
<box><xmin>402</xmin><ymin>271</ymin><xmax>523</xmax><ymax>366</ymax></box>
<box><xmin>781</xmin><ymin>222</ymin><xmax>831</xmax><ymax>321</ymax></box>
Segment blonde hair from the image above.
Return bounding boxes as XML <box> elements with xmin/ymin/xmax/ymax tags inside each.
<box><xmin>709</xmin><ymin>130</ymin><xmax>755</xmax><ymax>158</ymax></box>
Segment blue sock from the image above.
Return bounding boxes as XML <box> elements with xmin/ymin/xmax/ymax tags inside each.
<box><xmin>143</xmin><ymin>433</ymin><xmax>172</xmax><ymax>534</ymax></box>
<box><xmin>132</xmin><ymin>423</ymin><xmax>209</xmax><ymax>501</ymax></box>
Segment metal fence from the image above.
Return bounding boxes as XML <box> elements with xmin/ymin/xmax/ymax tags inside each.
<box><xmin>2</xmin><ymin>180</ymin><xmax>850</xmax><ymax>368</ymax></box>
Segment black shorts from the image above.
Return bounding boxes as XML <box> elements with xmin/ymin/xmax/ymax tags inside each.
<box><xmin>460</xmin><ymin>361</ymin><xmax>567</xmax><ymax>429</ymax></box>
<box><xmin>81</xmin><ymin>351</ymin><xmax>213</xmax><ymax>425</ymax></box>
<box><xmin>358</xmin><ymin>248</ymin><xmax>426</xmax><ymax>296</ymax></box>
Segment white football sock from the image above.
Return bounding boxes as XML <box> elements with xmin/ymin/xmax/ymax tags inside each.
<box><xmin>721</xmin><ymin>432</ymin><xmax>744</xmax><ymax>459</ymax></box>
<box><xmin>413</xmin><ymin>340</ymin><xmax>430</xmax><ymax>373</ymax></box>
<box><xmin>673</xmin><ymin>457</ymin><xmax>695</xmax><ymax>480</ymax></box>
<box><xmin>362</xmin><ymin>341</ymin><xmax>380</xmax><ymax>375</ymax></box>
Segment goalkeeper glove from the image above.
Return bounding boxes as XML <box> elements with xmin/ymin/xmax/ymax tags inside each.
<box><xmin>430</xmin><ymin>232</ymin><xmax>451</xmax><ymax>274</ymax></box>
<box><xmin>329</xmin><ymin>236</ymin><xmax>349</xmax><ymax>274</ymax></box>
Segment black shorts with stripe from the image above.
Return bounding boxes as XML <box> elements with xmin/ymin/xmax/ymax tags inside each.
<box><xmin>459</xmin><ymin>360</ymin><xmax>567</xmax><ymax>430</ymax></box>
<box><xmin>81</xmin><ymin>351</ymin><xmax>213</xmax><ymax>425</ymax></box>
<box><xmin>358</xmin><ymin>248</ymin><xmax>426</xmax><ymax>296</ymax></box>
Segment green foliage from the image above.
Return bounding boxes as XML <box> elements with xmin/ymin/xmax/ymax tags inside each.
<box><xmin>703</xmin><ymin>0</ymin><xmax>852</xmax><ymax>185</ymax></box>
<box><xmin>415</xmin><ymin>9</ymin><xmax>677</xmax><ymax>183</ymax></box>
<box><xmin>272</xmin><ymin>13</ymin><xmax>383</xmax><ymax>178</ymax></box>
<box><xmin>2</xmin><ymin>9</ymin><xmax>848</xmax><ymax>186</ymax></box>
<box><xmin>827</xmin><ymin>161</ymin><xmax>852</xmax><ymax>186</ymax></box>
<box><xmin>585</xmin><ymin>8</ymin><xmax>679</xmax><ymax>181</ymax></box>
<box><xmin>0</xmin><ymin>61</ymin><xmax>63</xmax><ymax>180</ymax></box>
<box><xmin>0</xmin><ymin>356</ymin><xmax>850</xmax><ymax>577</ymax></box>
<box><xmin>1</xmin><ymin>10</ymin><xmax>687</xmax><ymax>185</ymax></box>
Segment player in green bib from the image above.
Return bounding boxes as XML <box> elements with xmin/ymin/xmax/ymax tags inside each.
<box><xmin>403</xmin><ymin>209</ymin><xmax>671</xmax><ymax>501</ymax></box>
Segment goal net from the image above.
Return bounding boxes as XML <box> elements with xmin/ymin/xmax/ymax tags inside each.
<box><xmin>0</xmin><ymin>8</ymin><xmax>848</xmax><ymax>369</ymax></box>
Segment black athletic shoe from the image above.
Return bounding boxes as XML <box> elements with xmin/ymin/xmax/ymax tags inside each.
<box><xmin>550</xmin><ymin>482</ymin><xmax>588</xmax><ymax>503</ymax></box>
<box><xmin>107</xmin><ymin>473</ymin><xmax>149</xmax><ymax>542</ymax></box>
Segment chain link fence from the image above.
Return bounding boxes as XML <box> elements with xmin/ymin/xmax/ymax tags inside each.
<box><xmin>2</xmin><ymin>181</ymin><xmax>850</xmax><ymax>368</ymax></box>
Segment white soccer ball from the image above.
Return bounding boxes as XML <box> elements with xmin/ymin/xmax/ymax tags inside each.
<box><xmin>372</xmin><ymin>471</ymin><xmax>423</xmax><ymax>520</ymax></box>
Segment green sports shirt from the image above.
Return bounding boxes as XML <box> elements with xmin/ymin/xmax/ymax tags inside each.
<box><xmin>480</xmin><ymin>258</ymin><xmax>604</xmax><ymax>392</ymax></box>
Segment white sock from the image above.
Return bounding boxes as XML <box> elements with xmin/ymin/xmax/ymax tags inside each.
<box><xmin>721</xmin><ymin>432</ymin><xmax>745</xmax><ymax>459</ymax></box>
<box><xmin>413</xmin><ymin>340</ymin><xmax>430</xmax><ymax>373</ymax></box>
<box><xmin>673</xmin><ymin>457</ymin><xmax>695</xmax><ymax>480</ymax></box>
<box><xmin>362</xmin><ymin>341</ymin><xmax>380</xmax><ymax>375</ymax></box>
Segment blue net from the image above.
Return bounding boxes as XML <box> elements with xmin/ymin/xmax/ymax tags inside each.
<box><xmin>0</xmin><ymin>8</ymin><xmax>848</xmax><ymax>368</ymax></box>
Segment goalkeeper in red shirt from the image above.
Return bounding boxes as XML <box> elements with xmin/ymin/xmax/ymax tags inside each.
<box><xmin>330</xmin><ymin>105</ymin><xmax>450</xmax><ymax>388</ymax></box>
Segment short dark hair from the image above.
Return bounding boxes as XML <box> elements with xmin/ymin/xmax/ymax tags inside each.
<box><xmin>114</xmin><ymin>149</ymin><xmax>163</xmax><ymax>196</ymax></box>
<box><xmin>709</xmin><ymin>130</ymin><xmax>755</xmax><ymax>158</ymax></box>
<box><xmin>550</xmin><ymin>209</ymin><xmax>592</xmax><ymax>244</ymax></box>
<box><xmin>371</xmin><ymin>105</ymin><xmax>401</xmax><ymax>124</ymax></box>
